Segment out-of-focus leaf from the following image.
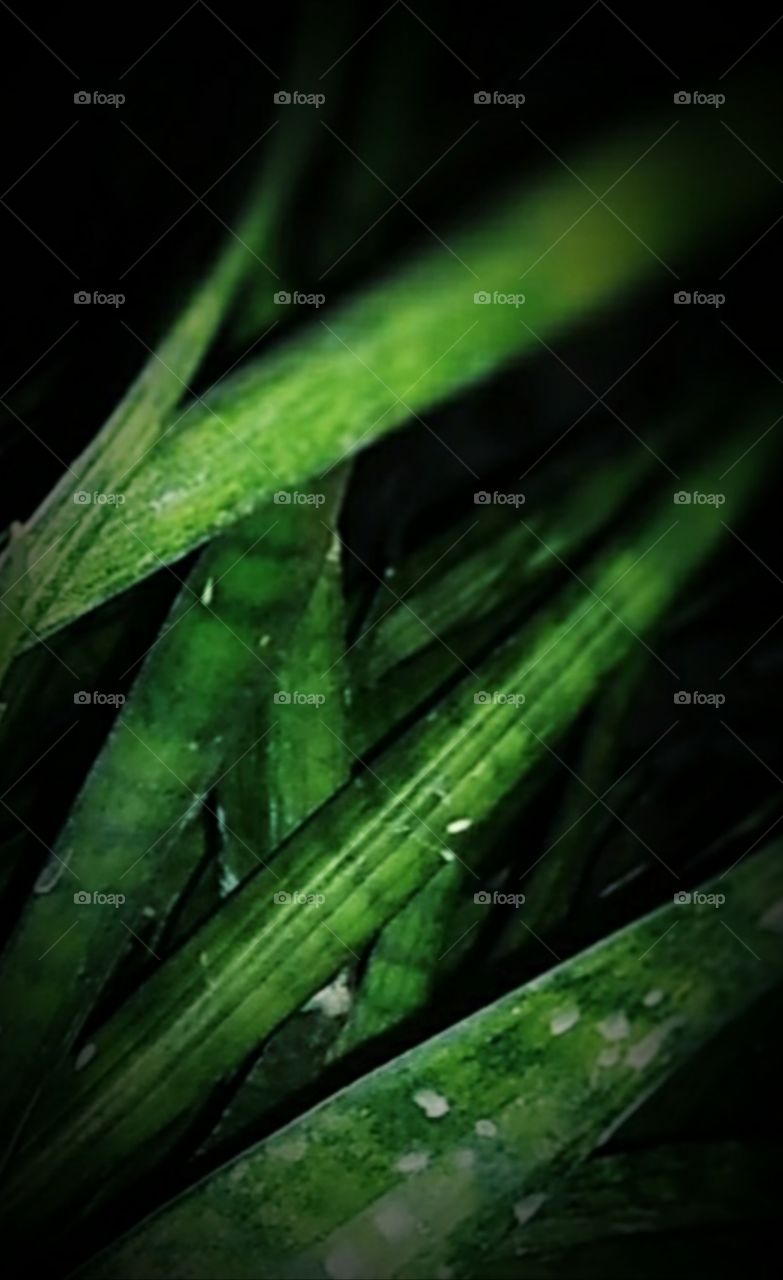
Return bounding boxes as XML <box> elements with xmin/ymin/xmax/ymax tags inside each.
<box><xmin>16</xmin><ymin>103</ymin><xmax>776</xmax><ymax>644</ymax></box>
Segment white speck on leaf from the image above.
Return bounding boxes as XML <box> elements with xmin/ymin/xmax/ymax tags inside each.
<box><xmin>626</xmin><ymin>1017</ymin><xmax>682</xmax><ymax>1070</ymax></box>
<box><xmin>200</xmin><ymin>577</ymin><xmax>214</xmax><ymax>606</ymax></box>
<box><xmin>550</xmin><ymin>1007</ymin><xmax>580</xmax><ymax>1036</ymax></box>
<box><xmin>759</xmin><ymin>899</ymin><xmax>783</xmax><ymax>934</ymax></box>
<box><xmin>270</xmin><ymin>1137</ymin><xmax>308</xmax><ymax>1163</ymax></box>
<box><xmin>305</xmin><ymin>969</ymin><xmax>352</xmax><ymax>1019</ymax></box>
<box><xmin>414</xmin><ymin>1088</ymin><xmax>450</xmax><ymax>1118</ymax></box>
<box><xmin>475</xmin><ymin>1119</ymin><xmax>497</xmax><ymax>1138</ymax></box>
<box><xmin>218</xmin><ymin>862</ymin><xmax>240</xmax><ymax>898</ymax></box>
<box><xmin>597</xmin><ymin>1047</ymin><xmax>620</xmax><ymax>1068</ymax></box>
<box><xmin>395</xmin><ymin>1151</ymin><xmax>429</xmax><ymax>1175</ymax></box>
<box><xmin>598</xmin><ymin>1012</ymin><xmax>630</xmax><ymax>1041</ymax></box>
<box><xmin>513</xmin><ymin>1193</ymin><xmax>547</xmax><ymax>1225</ymax></box>
<box><xmin>325</xmin><ymin>1246</ymin><xmax>371</xmax><ymax>1279</ymax></box>
<box><xmin>374</xmin><ymin>1202</ymin><xmax>417</xmax><ymax>1242</ymax></box>
<box><xmin>643</xmin><ymin>989</ymin><xmax>664</xmax><ymax>1007</ymax></box>
<box><xmin>447</xmin><ymin>818</ymin><xmax>472</xmax><ymax>834</ymax></box>
<box><xmin>75</xmin><ymin>1043</ymin><xmax>96</xmax><ymax>1071</ymax></box>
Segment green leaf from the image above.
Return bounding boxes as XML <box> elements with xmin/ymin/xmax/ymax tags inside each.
<box><xmin>0</xmin><ymin>487</ymin><xmax>345</xmax><ymax>1157</ymax></box>
<box><xmin>3</xmin><ymin>424</ymin><xmax>766</xmax><ymax>1222</ymax></box>
<box><xmin>78</xmin><ymin>843</ymin><xmax>783</xmax><ymax>1278</ymax></box>
<box><xmin>197</xmin><ymin>472</ymin><xmax>355</xmax><ymax>1153</ymax></box>
<box><xmin>332</xmin><ymin>859</ymin><xmax>464</xmax><ymax>1057</ymax></box>
<box><xmin>16</xmin><ymin>105</ymin><xmax>774</xmax><ymax>645</ymax></box>
<box><xmin>349</xmin><ymin>442</ymin><xmax>652</xmax><ymax>751</ymax></box>
<box><xmin>0</xmin><ymin>172</ymin><xmax>281</xmax><ymax>691</ymax></box>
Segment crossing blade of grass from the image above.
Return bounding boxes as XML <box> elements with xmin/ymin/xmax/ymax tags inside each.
<box><xmin>212</xmin><ymin>468</ymin><xmax>352</xmax><ymax>885</ymax></box>
<box><xmin>491</xmin><ymin>649</ymin><xmax>649</xmax><ymax>968</ymax></box>
<box><xmin>0</xmin><ymin>486</ymin><xmax>344</xmax><ymax>1161</ymax></box>
<box><xmin>2</xmin><ymin>423</ymin><xmax>770</xmax><ymax>1226</ymax></box>
<box><xmin>15</xmin><ymin>101</ymin><xmax>776</xmax><ymax>646</ymax></box>
<box><xmin>192</xmin><ymin>473</ymin><xmax>354</xmax><ymax>1152</ymax></box>
<box><xmin>75</xmin><ymin>842</ymin><xmax>783</xmax><ymax>1279</ymax></box>
<box><xmin>332</xmin><ymin>860</ymin><xmax>464</xmax><ymax>1058</ymax></box>
<box><xmin>349</xmin><ymin>444</ymin><xmax>653</xmax><ymax>753</ymax></box>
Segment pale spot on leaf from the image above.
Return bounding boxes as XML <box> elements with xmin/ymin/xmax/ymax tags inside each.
<box><xmin>598</xmin><ymin>1012</ymin><xmax>630</xmax><ymax>1041</ymax></box>
<box><xmin>513</xmin><ymin>1193</ymin><xmax>547</xmax><ymax>1225</ymax></box>
<box><xmin>395</xmin><ymin>1152</ymin><xmax>429</xmax><ymax>1175</ymax></box>
<box><xmin>414</xmin><ymin>1088</ymin><xmax>450</xmax><ymax>1118</ymax></box>
<box><xmin>550</xmin><ymin>1007</ymin><xmax>580</xmax><ymax>1036</ymax></box>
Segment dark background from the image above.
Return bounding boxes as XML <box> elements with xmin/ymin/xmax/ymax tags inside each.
<box><xmin>1</xmin><ymin>1</ymin><xmax>782</xmax><ymax>1272</ymax></box>
<box><xmin>2</xmin><ymin>0</ymin><xmax>781</xmax><ymax>516</ymax></box>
